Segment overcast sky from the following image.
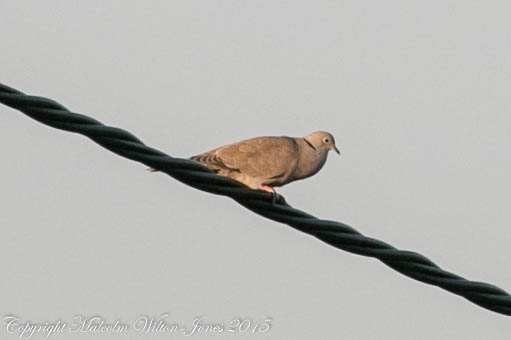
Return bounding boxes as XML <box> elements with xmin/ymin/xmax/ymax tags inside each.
<box><xmin>1</xmin><ymin>1</ymin><xmax>511</xmax><ymax>339</ymax></box>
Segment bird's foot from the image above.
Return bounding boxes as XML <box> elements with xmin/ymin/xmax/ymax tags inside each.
<box><xmin>260</xmin><ymin>185</ymin><xmax>281</xmax><ymax>206</ymax></box>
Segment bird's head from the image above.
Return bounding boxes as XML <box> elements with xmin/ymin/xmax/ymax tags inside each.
<box><xmin>305</xmin><ymin>131</ymin><xmax>340</xmax><ymax>155</ymax></box>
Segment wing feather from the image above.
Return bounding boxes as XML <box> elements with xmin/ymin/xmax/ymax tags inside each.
<box><xmin>192</xmin><ymin>136</ymin><xmax>298</xmax><ymax>181</ymax></box>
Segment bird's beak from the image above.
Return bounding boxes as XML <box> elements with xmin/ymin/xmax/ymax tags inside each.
<box><xmin>333</xmin><ymin>146</ymin><xmax>340</xmax><ymax>155</ymax></box>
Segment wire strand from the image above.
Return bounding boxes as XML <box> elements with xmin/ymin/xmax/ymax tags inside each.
<box><xmin>1</xmin><ymin>82</ymin><xmax>510</xmax><ymax>316</ymax></box>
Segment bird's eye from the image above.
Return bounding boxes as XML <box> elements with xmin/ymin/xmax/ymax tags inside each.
<box><xmin>324</xmin><ymin>138</ymin><xmax>329</xmax><ymax>143</ymax></box>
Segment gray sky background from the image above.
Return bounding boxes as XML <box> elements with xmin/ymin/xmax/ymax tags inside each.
<box><xmin>1</xmin><ymin>1</ymin><xmax>511</xmax><ymax>339</ymax></box>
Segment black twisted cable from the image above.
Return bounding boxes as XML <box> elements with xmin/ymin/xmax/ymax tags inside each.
<box><xmin>1</xmin><ymin>82</ymin><xmax>510</xmax><ymax>316</ymax></box>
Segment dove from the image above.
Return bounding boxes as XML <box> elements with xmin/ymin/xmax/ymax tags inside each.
<box><xmin>148</xmin><ymin>131</ymin><xmax>339</xmax><ymax>201</ymax></box>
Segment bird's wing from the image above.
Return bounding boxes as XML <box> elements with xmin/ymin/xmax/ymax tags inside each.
<box><xmin>193</xmin><ymin>136</ymin><xmax>299</xmax><ymax>179</ymax></box>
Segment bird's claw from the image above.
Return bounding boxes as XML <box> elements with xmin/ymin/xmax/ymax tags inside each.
<box><xmin>271</xmin><ymin>191</ymin><xmax>278</xmax><ymax>206</ymax></box>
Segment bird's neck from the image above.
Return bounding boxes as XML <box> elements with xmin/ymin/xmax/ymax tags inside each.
<box><xmin>292</xmin><ymin>138</ymin><xmax>328</xmax><ymax>180</ymax></box>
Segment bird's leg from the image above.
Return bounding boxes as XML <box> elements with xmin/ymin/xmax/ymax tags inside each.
<box><xmin>260</xmin><ymin>185</ymin><xmax>280</xmax><ymax>205</ymax></box>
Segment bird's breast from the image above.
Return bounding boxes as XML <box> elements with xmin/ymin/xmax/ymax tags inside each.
<box><xmin>290</xmin><ymin>149</ymin><xmax>328</xmax><ymax>181</ymax></box>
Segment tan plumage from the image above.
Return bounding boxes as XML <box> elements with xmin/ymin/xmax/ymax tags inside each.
<box><xmin>190</xmin><ymin>136</ymin><xmax>300</xmax><ymax>190</ymax></box>
<box><xmin>148</xmin><ymin>131</ymin><xmax>339</xmax><ymax>196</ymax></box>
<box><xmin>188</xmin><ymin>131</ymin><xmax>340</xmax><ymax>194</ymax></box>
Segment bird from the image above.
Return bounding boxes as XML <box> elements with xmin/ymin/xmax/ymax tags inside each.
<box><xmin>149</xmin><ymin>131</ymin><xmax>340</xmax><ymax>202</ymax></box>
